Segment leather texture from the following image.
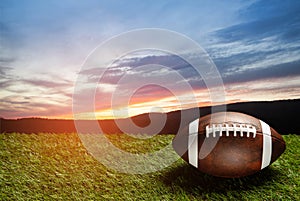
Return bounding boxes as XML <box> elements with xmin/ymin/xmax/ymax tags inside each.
<box><xmin>172</xmin><ymin>112</ymin><xmax>286</xmax><ymax>178</ymax></box>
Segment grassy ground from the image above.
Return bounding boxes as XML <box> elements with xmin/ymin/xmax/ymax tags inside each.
<box><xmin>0</xmin><ymin>133</ymin><xmax>299</xmax><ymax>200</ymax></box>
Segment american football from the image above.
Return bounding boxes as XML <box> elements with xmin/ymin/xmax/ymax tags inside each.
<box><xmin>172</xmin><ymin>112</ymin><xmax>286</xmax><ymax>178</ymax></box>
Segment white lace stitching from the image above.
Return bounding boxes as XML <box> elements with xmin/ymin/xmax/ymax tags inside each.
<box><xmin>205</xmin><ymin>123</ymin><xmax>256</xmax><ymax>138</ymax></box>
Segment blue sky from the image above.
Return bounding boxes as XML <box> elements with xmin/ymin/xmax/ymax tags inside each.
<box><xmin>1</xmin><ymin>0</ymin><xmax>300</xmax><ymax>119</ymax></box>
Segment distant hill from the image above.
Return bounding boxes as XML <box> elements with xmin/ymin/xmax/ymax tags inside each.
<box><xmin>0</xmin><ymin>99</ymin><xmax>299</xmax><ymax>134</ymax></box>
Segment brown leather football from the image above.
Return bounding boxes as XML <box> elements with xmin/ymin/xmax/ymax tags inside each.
<box><xmin>172</xmin><ymin>112</ymin><xmax>286</xmax><ymax>178</ymax></box>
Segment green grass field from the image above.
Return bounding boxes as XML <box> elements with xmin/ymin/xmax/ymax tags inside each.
<box><xmin>0</xmin><ymin>133</ymin><xmax>299</xmax><ymax>200</ymax></box>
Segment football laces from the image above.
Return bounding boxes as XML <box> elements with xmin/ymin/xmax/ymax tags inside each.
<box><xmin>205</xmin><ymin>123</ymin><xmax>256</xmax><ymax>138</ymax></box>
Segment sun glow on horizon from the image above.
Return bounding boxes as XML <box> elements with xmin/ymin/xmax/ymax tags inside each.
<box><xmin>68</xmin><ymin>75</ymin><xmax>300</xmax><ymax>120</ymax></box>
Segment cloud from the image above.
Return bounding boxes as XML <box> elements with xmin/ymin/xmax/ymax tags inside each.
<box><xmin>202</xmin><ymin>0</ymin><xmax>300</xmax><ymax>86</ymax></box>
<box><xmin>79</xmin><ymin>53</ymin><xmax>198</xmax><ymax>84</ymax></box>
<box><xmin>0</xmin><ymin>96</ymin><xmax>72</xmax><ymax>119</ymax></box>
<box><xmin>0</xmin><ymin>66</ymin><xmax>14</xmax><ymax>89</ymax></box>
<box><xmin>0</xmin><ymin>72</ymin><xmax>73</xmax><ymax>95</ymax></box>
<box><xmin>77</xmin><ymin>42</ymin><xmax>300</xmax><ymax>101</ymax></box>
<box><xmin>224</xmin><ymin>60</ymin><xmax>300</xmax><ymax>83</ymax></box>
<box><xmin>224</xmin><ymin>75</ymin><xmax>300</xmax><ymax>102</ymax></box>
<box><xmin>0</xmin><ymin>66</ymin><xmax>13</xmax><ymax>80</ymax></box>
<box><xmin>211</xmin><ymin>0</ymin><xmax>300</xmax><ymax>42</ymax></box>
<box><xmin>21</xmin><ymin>79</ymin><xmax>71</xmax><ymax>89</ymax></box>
<box><xmin>0</xmin><ymin>68</ymin><xmax>74</xmax><ymax>118</ymax></box>
<box><xmin>239</xmin><ymin>0</ymin><xmax>300</xmax><ymax>22</ymax></box>
<box><xmin>0</xmin><ymin>66</ymin><xmax>12</xmax><ymax>75</ymax></box>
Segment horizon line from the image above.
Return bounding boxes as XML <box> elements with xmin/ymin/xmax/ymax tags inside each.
<box><xmin>1</xmin><ymin>98</ymin><xmax>298</xmax><ymax>121</ymax></box>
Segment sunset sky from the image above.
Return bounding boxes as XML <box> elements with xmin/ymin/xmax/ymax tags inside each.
<box><xmin>1</xmin><ymin>0</ymin><xmax>300</xmax><ymax>119</ymax></box>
